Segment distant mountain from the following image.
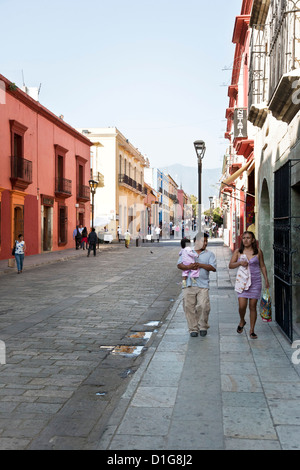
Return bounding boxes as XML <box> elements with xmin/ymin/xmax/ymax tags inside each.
<box><xmin>164</xmin><ymin>164</ymin><xmax>222</xmax><ymax>210</ymax></box>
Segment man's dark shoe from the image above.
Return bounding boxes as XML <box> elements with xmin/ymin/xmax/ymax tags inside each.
<box><xmin>190</xmin><ymin>332</ymin><xmax>198</xmax><ymax>337</ymax></box>
<box><xmin>200</xmin><ymin>330</ymin><xmax>207</xmax><ymax>337</ymax></box>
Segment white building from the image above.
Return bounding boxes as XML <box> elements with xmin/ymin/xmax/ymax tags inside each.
<box><xmin>77</xmin><ymin>127</ymin><xmax>147</xmax><ymax>239</ymax></box>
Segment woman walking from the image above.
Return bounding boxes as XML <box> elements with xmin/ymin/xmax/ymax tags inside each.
<box><xmin>14</xmin><ymin>234</ymin><xmax>26</xmax><ymax>274</ymax></box>
<box><xmin>229</xmin><ymin>231</ymin><xmax>269</xmax><ymax>339</ymax></box>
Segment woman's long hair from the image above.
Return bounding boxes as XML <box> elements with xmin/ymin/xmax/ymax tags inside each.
<box><xmin>239</xmin><ymin>231</ymin><xmax>258</xmax><ymax>255</ymax></box>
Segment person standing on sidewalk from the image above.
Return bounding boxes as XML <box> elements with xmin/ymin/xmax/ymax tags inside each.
<box><xmin>81</xmin><ymin>226</ymin><xmax>88</xmax><ymax>250</ymax></box>
<box><xmin>14</xmin><ymin>234</ymin><xmax>26</xmax><ymax>274</ymax></box>
<box><xmin>124</xmin><ymin>229</ymin><xmax>131</xmax><ymax>248</ymax></box>
<box><xmin>87</xmin><ymin>228</ymin><xmax>97</xmax><ymax>257</ymax></box>
<box><xmin>229</xmin><ymin>231</ymin><xmax>270</xmax><ymax>339</ymax></box>
<box><xmin>177</xmin><ymin>234</ymin><xmax>217</xmax><ymax>337</ymax></box>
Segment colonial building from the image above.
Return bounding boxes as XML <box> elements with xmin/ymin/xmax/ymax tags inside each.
<box><xmin>222</xmin><ymin>0</ymin><xmax>300</xmax><ymax>341</ymax></box>
<box><xmin>167</xmin><ymin>174</ymin><xmax>179</xmax><ymax>225</ymax></box>
<box><xmin>77</xmin><ymin>127</ymin><xmax>147</xmax><ymax>239</ymax></box>
<box><xmin>247</xmin><ymin>0</ymin><xmax>300</xmax><ymax>341</ymax></box>
<box><xmin>222</xmin><ymin>0</ymin><xmax>255</xmax><ymax>252</ymax></box>
<box><xmin>0</xmin><ymin>74</ymin><xmax>92</xmax><ymax>260</ymax></box>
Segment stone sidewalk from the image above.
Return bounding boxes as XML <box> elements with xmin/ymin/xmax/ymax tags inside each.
<box><xmin>99</xmin><ymin>241</ymin><xmax>300</xmax><ymax>450</ymax></box>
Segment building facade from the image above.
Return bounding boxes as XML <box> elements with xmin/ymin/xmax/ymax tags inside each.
<box><xmin>222</xmin><ymin>0</ymin><xmax>300</xmax><ymax>341</ymax></box>
<box><xmin>167</xmin><ymin>174</ymin><xmax>179</xmax><ymax>226</ymax></box>
<box><xmin>222</xmin><ymin>0</ymin><xmax>255</xmax><ymax>252</ymax></box>
<box><xmin>0</xmin><ymin>74</ymin><xmax>92</xmax><ymax>260</ymax></box>
<box><xmin>77</xmin><ymin>128</ymin><xmax>147</xmax><ymax>239</ymax></box>
<box><xmin>248</xmin><ymin>0</ymin><xmax>300</xmax><ymax>340</ymax></box>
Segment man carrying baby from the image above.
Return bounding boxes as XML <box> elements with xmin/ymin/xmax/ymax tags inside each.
<box><xmin>177</xmin><ymin>234</ymin><xmax>217</xmax><ymax>337</ymax></box>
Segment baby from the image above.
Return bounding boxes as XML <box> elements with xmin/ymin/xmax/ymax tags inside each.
<box><xmin>179</xmin><ymin>240</ymin><xmax>199</xmax><ymax>288</ymax></box>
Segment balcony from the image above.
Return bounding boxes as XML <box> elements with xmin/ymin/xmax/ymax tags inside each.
<box><xmin>268</xmin><ymin>70</ymin><xmax>300</xmax><ymax>124</ymax></box>
<box><xmin>77</xmin><ymin>184</ymin><xmax>90</xmax><ymax>202</ymax></box>
<box><xmin>55</xmin><ymin>177</ymin><xmax>72</xmax><ymax>198</ymax></box>
<box><xmin>10</xmin><ymin>156</ymin><xmax>32</xmax><ymax>190</ymax></box>
<box><xmin>119</xmin><ymin>174</ymin><xmax>146</xmax><ymax>195</ymax></box>
<box><xmin>249</xmin><ymin>0</ymin><xmax>270</xmax><ymax>29</ymax></box>
<box><xmin>90</xmin><ymin>170</ymin><xmax>105</xmax><ymax>188</ymax></box>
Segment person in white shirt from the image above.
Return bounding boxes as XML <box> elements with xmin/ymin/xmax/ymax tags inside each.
<box><xmin>14</xmin><ymin>234</ymin><xmax>26</xmax><ymax>273</ymax></box>
<box><xmin>124</xmin><ymin>230</ymin><xmax>131</xmax><ymax>248</ymax></box>
<box><xmin>177</xmin><ymin>234</ymin><xmax>217</xmax><ymax>337</ymax></box>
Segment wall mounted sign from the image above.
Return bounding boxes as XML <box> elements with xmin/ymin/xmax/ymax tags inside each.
<box><xmin>234</xmin><ymin>108</ymin><xmax>248</xmax><ymax>138</ymax></box>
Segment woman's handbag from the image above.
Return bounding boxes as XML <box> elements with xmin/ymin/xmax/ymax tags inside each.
<box><xmin>260</xmin><ymin>288</ymin><xmax>272</xmax><ymax>322</ymax></box>
<box><xmin>12</xmin><ymin>242</ymin><xmax>16</xmax><ymax>256</ymax></box>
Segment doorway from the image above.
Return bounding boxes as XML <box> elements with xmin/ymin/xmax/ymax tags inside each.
<box><xmin>14</xmin><ymin>205</ymin><xmax>24</xmax><ymax>241</ymax></box>
<box><xmin>259</xmin><ymin>179</ymin><xmax>271</xmax><ymax>277</ymax></box>
<box><xmin>42</xmin><ymin>206</ymin><xmax>52</xmax><ymax>252</ymax></box>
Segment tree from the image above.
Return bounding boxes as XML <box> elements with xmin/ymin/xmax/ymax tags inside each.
<box><xmin>204</xmin><ymin>206</ymin><xmax>223</xmax><ymax>226</ymax></box>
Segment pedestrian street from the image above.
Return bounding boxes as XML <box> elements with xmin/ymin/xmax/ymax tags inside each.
<box><xmin>0</xmin><ymin>240</ymin><xmax>300</xmax><ymax>450</ymax></box>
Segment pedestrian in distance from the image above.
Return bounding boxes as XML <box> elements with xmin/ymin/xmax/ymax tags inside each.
<box><xmin>81</xmin><ymin>226</ymin><xmax>88</xmax><ymax>250</ymax></box>
<box><xmin>124</xmin><ymin>229</ymin><xmax>131</xmax><ymax>248</ymax></box>
<box><xmin>229</xmin><ymin>231</ymin><xmax>270</xmax><ymax>339</ymax></box>
<box><xmin>73</xmin><ymin>225</ymin><xmax>82</xmax><ymax>250</ymax></box>
<box><xmin>177</xmin><ymin>233</ymin><xmax>217</xmax><ymax>337</ymax></box>
<box><xmin>117</xmin><ymin>226</ymin><xmax>122</xmax><ymax>243</ymax></box>
<box><xmin>14</xmin><ymin>234</ymin><xmax>26</xmax><ymax>274</ymax></box>
<box><xmin>154</xmin><ymin>226</ymin><xmax>161</xmax><ymax>242</ymax></box>
<box><xmin>87</xmin><ymin>228</ymin><xmax>98</xmax><ymax>257</ymax></box>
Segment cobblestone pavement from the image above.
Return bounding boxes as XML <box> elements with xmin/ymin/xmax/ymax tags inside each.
<box><xmin>0</xmin><ymin>241</ymin><xmax>182</xmax><ymax>450</ymax></box>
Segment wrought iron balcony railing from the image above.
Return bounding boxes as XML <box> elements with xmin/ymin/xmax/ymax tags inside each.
<box><xmin>77</xmin><ymin>184</ymin><xmax>90</xmax><ymax>201</ymax></box>
<box><xmin>55</xmin><ymin>177</ymin><xmax>72</xmax><ymax>197</ymax></box>
<box><xmin>10</xmin><ymin>155</ymin><xmax>32</xmax><ymax>190</ymax></box>
<box><xmin>11</xmin><ymin>155</ymin><xmax>32</xmax><ymax>182</ymax></box>
<box><xmin>119</xmin><ymin>174</ymin><xmax>146</xmax><ymax>195</ymax></box>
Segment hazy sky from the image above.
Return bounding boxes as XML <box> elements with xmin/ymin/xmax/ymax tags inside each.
<box><xmin>1</xmin><ymin>0</ymin><xmax>242</xmax><ymax>170</ymax></box>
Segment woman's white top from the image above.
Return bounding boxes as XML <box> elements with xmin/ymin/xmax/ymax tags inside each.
<box><xmin>15</xmin><ymin>240</ymin><xmax>25</xmax><ymax>255</ymax></box>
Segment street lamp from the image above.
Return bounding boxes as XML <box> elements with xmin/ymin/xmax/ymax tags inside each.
<box><xmin>89</xmin><ymin>179</ymin><xmax>98</xmax><ymax>229</ymax></box>
<box><xmin>209</xmin><ymin>196</ymin><xmax>213</xmax><ymax>217</ymax></box>
<box><xmin>193</xmin><ymin>140</ymin><xmax>206</xmax><ymax>205</ymax></box>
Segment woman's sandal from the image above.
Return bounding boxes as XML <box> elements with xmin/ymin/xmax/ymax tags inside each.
<box><xmin>250</xmin><ymin>332</ymin><xmax>258</xmax><ymax>339</ymax></box>
<box><xmin>237</xmin><ymin>321</ymin><xmax>246</xmax><ymax>334</ymax></box>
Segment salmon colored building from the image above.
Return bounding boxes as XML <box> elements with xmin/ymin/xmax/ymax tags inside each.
<box><xmin>0</xmin><ymin>74</ymin><xmax>92</xmax><ymax>261</ymax></box>
<box><xmin>222</xmin><ymin>0</ymin><xmax>255</xmax><ymax>251</ymax></box>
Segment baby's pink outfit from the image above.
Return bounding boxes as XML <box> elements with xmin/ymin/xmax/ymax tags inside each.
<box><xmin>180</xmin><ymin>247</ymin><xmax>199</xmax><ymax>278</ymax></box>
<box><xmin>235</xmin><ymin>254</ymin><xmax>251</xmax><ymax>293</ymax></box>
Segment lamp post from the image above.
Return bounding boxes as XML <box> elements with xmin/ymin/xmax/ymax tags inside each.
<box><xmin>193</xmin><ymin>140</ymin><xmax>206</xmax><ymax>206</ymax></box>
<box><xmin>209</xmin><ymin>196</ymin><xmax>213</xmax><ymax>223</ymax></box>
<box><xmin>89</xmin><ymin>179</ymin><xmax>98</xmax><ymax>230</ymax></box>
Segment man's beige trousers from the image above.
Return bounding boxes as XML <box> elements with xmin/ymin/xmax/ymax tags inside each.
<box><xmin>183</xmin><ymin>286</ymin><xmax>210</xmax><ymax>333</ymax></box>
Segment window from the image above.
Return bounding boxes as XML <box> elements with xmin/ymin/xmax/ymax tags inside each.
<box><xmin>58</xmin><ymin>205</ymin><xmax>68</xmax><ymax>245</ymax></box>
<box><xmin>76</xmin><ymin>155</ymin><xmax>89</xmax><ymax>201</ymax></box>
<box><xmin>10</xmin><ymin>120</ymin><xmax>27</xmax><ymax>157</ymax></box>
<box><xmin>10</xmin><ymin>121</ymin><xmax>32</xmax><ymax>189</ymax></box>
<box><xmin>55</xmin><ymin>145</ymin><xmax>71</xmax><ymax>196</ymax></box>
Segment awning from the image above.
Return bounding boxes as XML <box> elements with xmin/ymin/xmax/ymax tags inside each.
<box><xmin>221</xmin><ymin>159</ymin><xmax>252</xmax><ymax>186</ymax></box>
